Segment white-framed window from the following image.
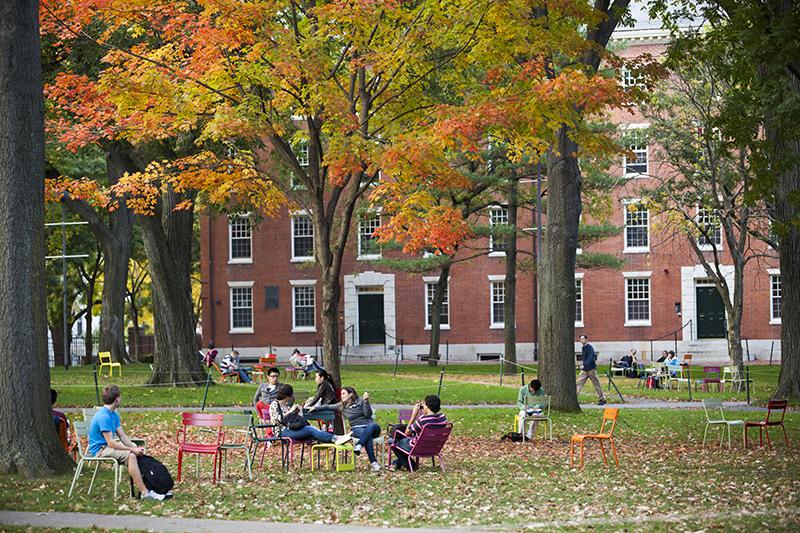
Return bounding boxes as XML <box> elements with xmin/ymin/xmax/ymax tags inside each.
<box><xmin>290</xmin><ymin>280</ymin><xmax>316</xmax><ymax>332</ymax></box>
<box><xmin>575</xmin><ymin>273</ymin><xmax>584</xmax><ymax>327</ymax></box>
<box><xmin>358</xmin><ymin>213</ymin><xmax>381</xmax><ymax>259</ymax></box>
<box><xmin>620</xmin><ymin>66</ymin><xmax>643</xmax><ymax>88</ymax></box>
<box><xmin>623</xmin><ymin>200</ymin><xmax>649</xmax><ymax>252</ymax></box>
<box><xmin>488</xmin><ymin>275</ymin><xmax>505</xmax><ymax>328</ymax></box>
<box><xmin>291</xmin><ymin>214</ymin><xmax>314</xmax><ymax>261</ymax></box>
<box><xmin>697</xmin><ymin>207</ymin><xmax>722</xmax><ymax>249</ymax></box>
<box><xmin>290</xmin><ymin>142</ymin><xmax>309</xmax><ymax>190</ymax></box>
<box><xmin>622</xmin><ymin>126</ymin><xmax>648</xmax><ymax>176</ymax></box>
<box><xmin>624</xmin><ymin>272</ymin><xmax>652</xmax><ymax>326</ymax></box>
<box><xmin>228</xmin><ymin>281</ymin><xmax>254</xmax><ymax>333</ymax></box>
<box><xmin>228</xmin><ymin>214</ymin><xmax>252</xmax><ymax>264</ymax></box>
<box><xmin>489</xmin><ymin>205</ymin><xmax>509</xmax><ymax>255</ymax></box>
<box><xmin>769</xmin><ymin>269</ymin><xmax>781</xmax><ymax>324</ymax></box>
<box><xmin>423</xmin><ymin>277</ymin><xmax>450</xmax><ymax>330</ymax></box>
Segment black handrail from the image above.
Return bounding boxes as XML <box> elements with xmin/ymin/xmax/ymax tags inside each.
<box><xmin>648</xmin><ymin>320</ymin><xmax>693</xmax><ymax>361</ymax></box>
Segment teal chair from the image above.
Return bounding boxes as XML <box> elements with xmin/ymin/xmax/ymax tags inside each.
<box><xmin>702</xmin><ymin>398</ymin><xmax>745</xmax><ymax>448</ymax></box>
<box><xmin>519</xmin><ymin>395</ymin><xmax>552</xmax><ymax>441</ymax></box>
<box><xmin>219</xmin><ymin>413</ymin><xmax>253</xmax><ymax>479</ymax></box>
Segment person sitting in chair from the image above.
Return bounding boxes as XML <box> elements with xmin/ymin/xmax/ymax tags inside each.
<box><xmin>220</xmin><ymin>350</ymin><xmax>252</xmax><ymax>383</ymax></box>
<box><xmin>253</xmin><ymin>367</ymin><xmax>281</xmax><ymax>419</ymax></box>
<box><xmin>613</xmin><ymin>349</ymin><xmax>638</xmax><ymax>377</ymax></box>
<box><xmin>656</xmin><ymin>350</ymin><xmax>669</xmax><ymax>363</ymax></box>
<box><xmin>516</xmin><ymin>379</ymin><xmax>545</xmax><ymax>440</ymax></box>
<box><xmin>390</xmin><ymin>395</ymin><xmax>447</xmax><ymax>471</ymax></box>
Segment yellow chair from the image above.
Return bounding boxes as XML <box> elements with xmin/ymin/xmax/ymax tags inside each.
<box><xmin>311</xmin><ymin>443</ymin><xmax>355</xmax><ymax>472</ymax></box>
<box><xmin>98</xmin><ymin>351</ymin><xmax>121</xmax><ymax>377</ymax></box>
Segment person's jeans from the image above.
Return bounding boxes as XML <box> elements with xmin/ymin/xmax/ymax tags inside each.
<box><xmin>281</xmin><ymin>426</ymin><xmax>335</xmax><ymax>443</ymax></box>
<box><xmin>237</xmin><ymin>369</ymin><xmax>252</xmax><ymax>383</ymax></box>
<box><xmin>350</xmin><ymin>423</ymin><xmax>381</xmax><ymax>463</ymax></box>
<box><xmin>392</xmin><ymin>436</ymin><xmax>418</xmax><ymax>470</ymax></box>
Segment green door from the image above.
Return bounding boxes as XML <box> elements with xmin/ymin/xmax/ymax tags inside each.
<box><xmin>358</xmin><ymin>293</ymin><xmax>385</xmax><ymax>344</ymax></box>
<box><xmin>696</xmin><ymin>286</ymin><xmax>726</xmax><ymax>339</ymax></box>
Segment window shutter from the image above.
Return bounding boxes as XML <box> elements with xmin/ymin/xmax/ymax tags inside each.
<box><xmin>265</xmin><ymin>285</ymin><xmax>279</xmax><ymax>309</ymax></box>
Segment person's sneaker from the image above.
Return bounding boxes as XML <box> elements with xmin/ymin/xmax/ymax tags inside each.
<box><xmin>370</xmin><ymin>461</ymin><xmax>381</xmax><ymax>471</ymax></box>
<box><xmin>353</xmin><ymin>443</ymin><xmax>362</xmax><ymax>454</ymax></box>
<box><xmin>335</xmin><ymin>435</ymin><xmax>352</xmax><ymax>445</ymax></box>
<box><xmin>598</xmin><ymin>399</ymin><xmax>607</xmax><ymax>405</ymax></box>
<box><xmin>142</xmin><ymin>490</ymin><xmax>165</xmax><ymax>501</ymax></box>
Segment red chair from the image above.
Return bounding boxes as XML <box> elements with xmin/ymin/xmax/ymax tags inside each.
<box><xmin>702</xmin><ymin>366</ymin><xmax>722</xmax><ymax>392</ymax></box>
<box><xmin>176</xmin><ymin>413</ymin><xmax>224</xmax><ymax>484</ymax></box>
<box><xmin>745</xmin><ymin>399</ymin><xmax>789</xmax><ymax>450</ymax></box>
<box><xmin>387</xmin><ymin>423</ymin><xmax>453</xmax><ymax>473</ymax></box>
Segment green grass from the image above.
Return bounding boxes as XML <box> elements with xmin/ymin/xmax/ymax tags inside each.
<box><xmin>1</xmin><ymin>408</ymin><xmax>798</xmax><ymax>531</ymax></box>
<box><xmin>48</xmin><ymin>362</ymin><xmax>783</xmax><ymax>408</ymax></box>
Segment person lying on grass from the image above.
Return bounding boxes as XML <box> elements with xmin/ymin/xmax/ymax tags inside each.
<box><xmin>88</xmin><ymin>385</ymin><xmax>168</xmax><ymax>501</ymax></box>
<box><xmin>270</xmin><ymin>384</ymin><xmax>350</xmax><ymax>445</ymax></box>
<box><xmin>340</xmin><ymin>387</ymin><xmax>382</xmax><ymax>471</ymax></box>
<box><xmin>389</xmin><ymin>394</ymin><xmax>448</xmax><ymax>471</ymax></box>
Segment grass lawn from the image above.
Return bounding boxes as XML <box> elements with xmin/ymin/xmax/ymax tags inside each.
<box><xmin>48</xmin><ymin>362</ymin><xmax>783</xmax><ymax>408</ymax></box>
<box><xmin>1</xmin><ymin>407</ymin><xmax>798</xmax><ymax>531</ymax></box>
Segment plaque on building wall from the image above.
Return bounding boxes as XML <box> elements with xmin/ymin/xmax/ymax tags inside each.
<box><xmin>265</xmin><ymin>285</ymin><xmax>279</xmax><ymax>309</ymax></box>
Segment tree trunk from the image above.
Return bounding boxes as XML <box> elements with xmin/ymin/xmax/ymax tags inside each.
<box><xmin>320</xmin><ymin>270</ymin><xmax>341</xmax><ymax>387</ymax></box>
<box><xmin>503</xmin><ymin>177</ymin><xmax>519</xmax><ymax>374</ymax></box>
<box><xmin>428</xmin><ymin>261</ymin><xmax>452</xmax><ymax>366</ymax></box>
<box><xmin>538</xmin><ymin>128</ymin><xmax>582</xmax><ymax>412</ymax></box>
<box><xmin>83</xmin><ymin>300</ymin><xmax>94</xmax><ymax>365</ymax></box>
<box><xmin>65</xmin><ymin>144</ymin><xmax>135</xmax><ymax>364</ymax></box>
<box><xmin>0</xmin><ymin>0</ymin><xmax>72</xmax><ymax>476</ymax></box>
<box><xmin>50</xmin><ymin>323</ymin><xmax>66</xmax><ymax>368</ymax></box>
<box><xmin>771</xmin><ymin>78</ymin><xmax>800</xmax><ymax>399</ymax></box>
<box><xmin>140</xmin><ymin>187</ymin><xmax>205</xmax><ymax>385</ymax></box>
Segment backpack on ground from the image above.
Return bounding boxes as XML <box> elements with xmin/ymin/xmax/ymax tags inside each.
<box><xmin>500</xmin><ymin>432</ymin><xmax>523</xmax><ymax>442</ymax></box>
<box><xmin>137</xmin><ymin>454</ymin><xmax>174</xmax><ymax>495</ymax></box>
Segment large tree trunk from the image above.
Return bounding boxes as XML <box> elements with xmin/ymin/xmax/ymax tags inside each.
<box><xmin>428</xmin><ymin>261</ymin><xmax>452</xmax><ymax>366</ymax></box>
<box><xmin>0</xmin><ymin>0</ymin><xmax>72</xmax><ymax>476</ymax></box>
<box><xmin>83</xmin><ymin>302</ymin><xmax>94</xmax><ymax>365</ymax></box>
<box><xmin>538</xmin><ymin>129</ymin><xmax>582</xmax><ymax>412</ymax></box>
<box><xmin>49</xmin><ymin>322</ymin><xmax>67</xmax><ymax>368</ymax></box>
<box><xmin>140</xmin><ymin>187</ymin><xmax>205</xmax><ymax>385</ymax></box>
<box><xmin>503</xmin><ymin>177</ymin><xmax>519</xmax><ymax>374</ymax></box>
<box><xmin>65</xmin><ymin>144</ymin><xmax>135</xmax><ymax>364</ymax></box>
<box><xmin>320</xmin><ymin>270</ymin><xmax>341</xmax><ymax>387</ymax></box>
<box><xmin>771</xmin><ymin>76</ymin><xmax>800</xmax><ymax>399</ymax></box>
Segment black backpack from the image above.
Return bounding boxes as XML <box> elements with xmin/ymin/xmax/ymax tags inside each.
<box><xmin>137</xmin><ymin>454</ymin><xmax>174</xmax><ymax>495</ymax></box>
<box><xmin>500</xmin><ymin>432</ymin><xmax>523</xmax><ymax>442</ymax></box>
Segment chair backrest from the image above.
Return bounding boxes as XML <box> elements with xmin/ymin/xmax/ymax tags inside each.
<box><xmin>222</xmin><ymin>413</ymin><xmax>252</xmax><ymax>428</ymax></box>
<box><xmin>767</xmin><ymin>399</ymin><xmax>788</xmax><ymax>424</ymax></box>
<box><xmin>72</xmin><ymin>420</ymin><xmax>92</xmax><ymax>458</ymax></box>
<box><xmin>703</xmin><ymin>366</ymin><xmax>721</xmax><ymax>379</ymax></box>
<box><xmin>408</xmin><ymin>423</ymin><xmax>453</xmax><ymax>457</ymax></box>
<box><xmin>264</xmin><ymin>353</ymin><xmax>277</xmax><ymax>364</ymax></box>
<box><xmin>398</xmin><ymin>409</ymin><xmax>414</xmax><ymax>423</ymax></box>
<box><xmin>82</xmin><ymin>407</ymin><xmax>100</xmax><ymax>421</ymax></box>
<box><xmin>682</xmin><ymin>354</ymin><xmax>693</xmax><ymax>365</ymax></box>
<box><xmin>598</xmin><ymin>408</ymin><xmax>619</xmax><ymax>436</ymax></box>
<box><xmin>98</xmin><ymin>351</ymin><xmax>112</xmax><ymax>364</ymax></box>
<box><xmin>179</xmin><ymin>412</ymin><xmax>224</xmax><ymax>445</ymax></box>
<box><xmin>702</xmin><ymin>398</ymin><xmax>724</xmax><ymax>422</ymax></box>
<box><xmin>525</xmin><ymin>395</ymin><xmax>551</xmax><ymax>417</ymax></box>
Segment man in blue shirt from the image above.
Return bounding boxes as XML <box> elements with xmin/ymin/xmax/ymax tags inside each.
<box><xmin>88</xmin><ymin>385</ymin><xmax>167</xmax><ymax>501</ymax></box>
<box><xmin>576</xmin><ymin>334</ymin><xmax>607</xmax><ymax>405</ymax></box>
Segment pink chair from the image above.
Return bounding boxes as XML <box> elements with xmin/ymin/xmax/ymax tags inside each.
<box><xmin>702</xmin><ymin>366</ymin><xmax>722</xmax><ymax>392</ymax></box>
<box><xmin>387</xmin><ymin>423</ymin><xmax>453</xmax><ymax>473</ymax></box>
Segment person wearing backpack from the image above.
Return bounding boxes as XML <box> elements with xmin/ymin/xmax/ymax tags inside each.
<box><xmin>87</xmin><ymin>385</ymin><xmax>168</xmax><ymax>501</ymax></box>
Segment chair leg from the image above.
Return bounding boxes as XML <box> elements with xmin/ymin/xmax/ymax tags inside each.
<box><xmin>569</xmin><ymin>441</ymin><xmax>574</xmax><ymax>468</ymax></box>
<box><xmin>719</xmin><ymin>425</ymin><xmax>725</xmax><ymax>447</ymax></box>
<box><xmin>245</xmin><ymin>448</ymin><xmax>253</xmax><ymax>480</ymax></box>
<box><xmin>177</xmin><ymin>450</ymin><xmax>183</xmax><ymax>481</ymax></box>
<box><xmin>765</xmin><ymin>427</ymin><xmax>772</xmax><ymax>450</ymax></box>
<box><xmin>703</xmin><ymin>424</ymin><xmax>709</xmax><ymax>447</ymax></box>
<box><xmin>782</xmin><ymin>424</ymin><xmax>789</xmax><ymax>447</ymax></box>
<box><xmin>744</xmin><ymin>427</ymin><xmax>749</xmax><ymax>449</ymax></box>
<box><xmin>610</xmin><ymin>438</ymin><xmax>619</xmax><ymax>467</ymax></box>
<box><xmin>88</xmin><ymin>462</ymin><xmax>100</xmax><ymax>494</ymax></box>
<box><xmin>113</xmin><ymin>463</ymin><xmax>119</xmax><ymax>499</ymax></box>
<box><xmin>438</xmin><ymin>454</ymin><xmax>445</xmax><ymax>472</ymax></box>
<box><xmin>726</xmin><ymin>425</ymin><xmax>732</xmax><ymax>448</ymax></box>
<box><xmin>759</xmin><ymin>427</ymin><xmax>764</xmax><ymax>447</ymax></box>
<box><xmin>599</xmin><ymin>440</ymin><xmax>607</xmax><ymax>465</ymax></box>
<box><xmin>68</xmin><ymin>459</ymin><xmax>84</xmax><ymax>497</ymax></box>
<box><xmin>580</xmin><ymin>441</ymin><xmax>585</xmax><ymax>470</ymax></box>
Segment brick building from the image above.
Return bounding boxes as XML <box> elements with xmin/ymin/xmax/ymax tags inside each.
<box><xmin>199</xmin><ymin>12</ymin><xmax>782</xmax><ymax>365</ymax></box>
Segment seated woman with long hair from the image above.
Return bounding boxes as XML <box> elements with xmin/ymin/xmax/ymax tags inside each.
<box><xmin>340</xmin><ymin>386</ymin><xmax>382</xmax><ymax>471</ymax></box>
<box><xmin>269</xmin><ymin>384</ymin><xmax>349</xmax><ymax>444</ymax></box>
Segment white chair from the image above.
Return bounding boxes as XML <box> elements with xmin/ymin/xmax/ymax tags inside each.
<box><xmin>520</xmin><ymin>395</ymin><xmax>552</xmax><ymax>441</ymax></box>
<box><xmin>721</xmin><ymin>366</ymin><xmax>747</xmax><ymax>392</ymax></box>
<box><xmin>702</xmin><ymin>398</ymin><xmax>745</xmax><ymax>448</ymax></box>
<box><xmin>68</xmin><ymin>420</ymin><xmax>125</xmax><ymax>499</ymax></box>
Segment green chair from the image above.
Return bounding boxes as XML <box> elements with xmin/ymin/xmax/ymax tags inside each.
<box><xmin>702</xmin><ymin>398</ymin><xmax>745</xmax><ymax>448</ymax></box>
<box><xmin>219</xmin><ymin>413</ymin><xmax>253</xmax><ymax>479</ymax></box>
<box><xmin>520</xmin><ymin>395</ymin><xmax>552</xmax><ymax>441</ymax></box>
<box><xmin>68</xmin><ymin>420</ymin><xmax>126</xmax><ymax>499</ymax></box>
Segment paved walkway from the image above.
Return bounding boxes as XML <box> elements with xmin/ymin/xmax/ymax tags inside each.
<box><xmin>62</xmin><ymin>399</ymin><xmax>766</xmax><ymax>413</ymax></box>
<box><xmin>0</xmin><ymin>511</ymin><xmax>486</xmax><ymax>533</ymax></box>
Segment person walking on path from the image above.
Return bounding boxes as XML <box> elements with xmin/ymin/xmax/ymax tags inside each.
<box><xmin>576</xmin><ymin>334</ymin><xmax>606</xmax><ymax>405</ymax></box>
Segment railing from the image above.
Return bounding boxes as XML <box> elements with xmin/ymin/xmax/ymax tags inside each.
<box><xmin>382</xmin><ymin>325</ymin><xmax>403</xmax><ymax>360</ymax></box>
<box><xmin>341</xmin><ymin>324</ymin><xmax>355</xmax><ymax>348</ymax></box>
<box><xmin>648</xmin><ymin>319</ymin><xmax>693</xmax><ymax>361</ymax></box>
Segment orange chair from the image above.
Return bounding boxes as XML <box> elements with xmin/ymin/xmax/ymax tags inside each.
<box><xmin>570</xmin><ymin>408</ymin><xmax>620</xmax><ymax>470</ymax></box>
<box><xmin>175</xmin><ymin>413</ymin><xmax>225</xmax><ymax>484</ymax></box>
<box><xmin>213</xmin><ymin>362</ymin><xmax>240</xmax><ymax>383</ymax></box>
<box><xmin>745</xmin><ymin>399</ymin><xmax>789</xmax><ymax>450</ymax></box>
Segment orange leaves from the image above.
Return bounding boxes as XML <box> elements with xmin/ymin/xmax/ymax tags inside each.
<box><xmin>374</xmin><ymin>204</ymin><xmax>471</xmax><ymax>256</ymax></box>
<box><xmin>46</xmin><ymin>73</ymin><xmax>121</xmax><ymax>151</ymax></box>
<box><xmin>45</xmin><ymin>176</ymin><xmax>110</xmax><ymax>206</ymax></box>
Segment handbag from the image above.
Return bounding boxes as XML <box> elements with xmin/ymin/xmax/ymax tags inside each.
<box><xmin>277</xmin><ymin>401</ymin><xmax>309</xmax><ymax>431</ymax></box>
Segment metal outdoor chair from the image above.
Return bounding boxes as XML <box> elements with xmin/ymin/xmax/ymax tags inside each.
<box><xmin>387</xmin><ymin>423</ymin><xmax>453</xmax><ymax>473</ymax></box>
<box><xmin>219</xmin><ymin>413</ymin><xmax>253</xmax><ymax>479</ymax></box>
<box><xmin>175</xmin><ymin>413</ymin><xmax>225</xmax><ymax>484</ymax></box>
<box><xmin>68</xmin><ymin>421</ymin><xmax>128</xmax><ymax>499</ymax></box>
<box><xmin>570</xmin><ymin>408</ymin><xmax>620</xmax><ymax>470</ymax></box>
<box><xmin>98</xmin><ymin>351</ymin><xmax>121</xmax><ymax>377</ymax></box>
<box><xmin>745</xmin><ymin>399</ymin><xmax>789</xmax><ymax>450</ymax></box>
<box><xmin>518</xmin><ymin>395</ymin><xmax>552</xmax><ymax>441</ymax></box>
<box><xmin>702</xmin><ymin>366</ymin><xmax>723</xmax><ymax>392</ymax></box>
<box><xmin>702</xmin><ymin>398</ymin><xmax>745</xmax><ymax>448</ymax></box>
